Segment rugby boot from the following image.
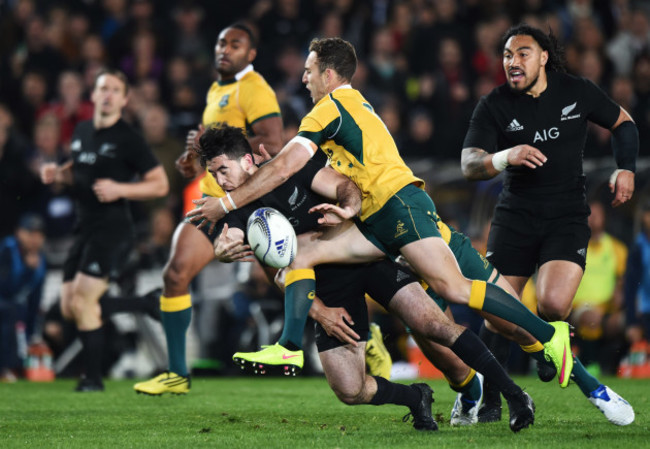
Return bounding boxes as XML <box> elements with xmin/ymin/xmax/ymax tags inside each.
<box><xmin>143</xmin><ymin>288</ymin><xmax>162</xmax><ymax>321</ymax></box>
<box><xmin>402</xmin><ymin>383</ymin><xmax>438</xmax><ymax>431</ymax></box>
<box><xmin>536</xmin><ymin>359</ymin><xmax>557</xmax><ymax>382</ymax></box>
<box><xmin>477</xmin><ymin>380</ymin><xmax>502</xmax><ymax>423</ymax></box>
<box><xmin>365</xmin><ymin>323</ymin><xmax>392</xmax><ymax>379</ymax></box>
<box><xmin>450</xmin><ymin>373</ymin><xmax>483</xmax><ymax>426</ymax></box>
<box><xmin>588</xmin><ymin>384</ymin><xmax>635</xmax><ymax>426</ymax></box>
<box><xmin>543</xmin><ymin>322</ymin><xmax>574</xmax><ymax>388</ymax></box>
<box><xmin>134</xmin><ymin>371</ymin><xmax>190</xmax><ymax>395</ymax></box>
<box><xmin>75</xmin><ymin>376</ymin><xmax>104</xmax><ymax>392</ymax></box>
<box><xmin>233</xmin><ymin>343</ymin><xmax>303</xmax><ymax>376</ymax></box>
<box><xmin>506</xmin><ymin>391</ymin><xmax>535</xmax><ymax>432</ymax></box>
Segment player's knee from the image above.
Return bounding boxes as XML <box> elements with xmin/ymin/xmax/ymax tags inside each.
<box><xmin>333</xmin><ymin>387</ymin><xmax>365</xmax><ymax>405</ymax></box>
<box><xmin>330</xmin><ymin>381</ymin><xmax>367</xmax><ymax>405</ymax></box>
<box><xmin>538</xmin><ymin>302</ymin><xmax>571</xmax><ymax>321</ymax></box>
<box><xmin>163</xmin><ymin>260</ymin><xmax>192</xmax><ymax>293</ymax></box>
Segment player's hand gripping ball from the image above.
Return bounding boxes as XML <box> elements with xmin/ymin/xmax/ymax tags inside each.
<box><xmin>246</xmin><ymin>207</ymin><xmax>297</xmax><ymax>268</ymax></box>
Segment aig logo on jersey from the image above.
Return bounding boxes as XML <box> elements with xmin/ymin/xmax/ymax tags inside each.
<box><xmin>561</xmin><ymin>102</ymin><xmax>580</xmax><ymax>121</ymax></box>
<box><xmin>533</xmin><ymin>127</ymin><xmax>559</xmax><ymax>143</ymax></box>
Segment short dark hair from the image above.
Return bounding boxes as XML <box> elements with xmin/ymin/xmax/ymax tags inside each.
<box><xmin>197</xmin><ymin>125</ymin><xmax>252</xmax><ymax>168</ymax></box>
<box><xmin>94</xmin><ymin>68</ymin><xmax>130</xmax><ymax>94</ymax></box>
<box><xmin>502</xmin><ymin>23</ymin><xmax>566</xmax><ymax>73</ymax></box>
<box><xmin>224</xmin><ymin>22</ymin><xmax>258</xmax><ymax>49</ymax></box>
<box><xmin>308</xmin><ymin>37</ymin><xmax>357</xmax><ymax>82</ymax></box>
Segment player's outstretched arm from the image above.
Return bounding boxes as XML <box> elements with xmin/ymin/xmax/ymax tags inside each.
<box><xmin>187</xmin><ymin>138</ymin><xmax>315</xmax><ymax>230</ymax></box>
<box><xmin>461</xmin><ymin>145</ymin><xmax>547</xmax><ymax>180</ymax></box>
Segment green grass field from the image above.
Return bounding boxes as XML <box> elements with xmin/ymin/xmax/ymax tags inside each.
<box><xmin>0</xmin><ymin>375</ymin><xmax>647</xmax><ymax>448</ymax></box>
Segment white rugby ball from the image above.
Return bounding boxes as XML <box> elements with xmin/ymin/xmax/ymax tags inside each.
<box><xmin>246</xmin><ymin>207</ymin><xmax>297</xmax><ymax>268</ymax></box>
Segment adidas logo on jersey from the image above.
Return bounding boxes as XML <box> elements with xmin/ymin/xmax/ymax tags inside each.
<box><xmin>577</xmin><ymin>248</ymin><xmax>587</xmax><ymax>258</ymax></box>
<box><xmin>505</xmin><ymin>119</ymin><xmax>524</xmax><ymax>132</ymax></box>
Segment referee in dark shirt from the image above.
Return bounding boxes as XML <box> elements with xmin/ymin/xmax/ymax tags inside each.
<box><xmin>461</xmin><ymin>24</ymin><xmax>638</xmax><ymax>423</ymax></box>
<box><xmin>41</xmin><ymin>69</ymin><xmax>169</xmax><ymax>391</ymax></box>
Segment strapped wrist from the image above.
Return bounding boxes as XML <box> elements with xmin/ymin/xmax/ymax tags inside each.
<box><xmin>492</xmin><ymin>149</ymin><xmax>511</xmax><ymax>172</ymax></box>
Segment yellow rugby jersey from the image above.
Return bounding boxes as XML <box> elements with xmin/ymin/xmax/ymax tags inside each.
<box><xmin>200</xmin><ymin>65</ymin><xmax>281</xmax><ymax>196</ymax></box>
<box><xmin>297</xmin><ymin>86</ymin><xmax>423</xmax><ymax>221</ymax></box>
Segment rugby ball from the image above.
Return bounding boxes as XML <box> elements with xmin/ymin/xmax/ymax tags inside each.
<box><xmin>246</xmin><ymin>207</ymin><xmax>297</xmax><ymax>268</ymax></box>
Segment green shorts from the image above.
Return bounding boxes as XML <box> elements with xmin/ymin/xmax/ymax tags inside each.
<box><xmin>356</xmin><ymin>184</ymin><xmax>441</xmax><ymax>258</ymax></box>
<box><xmin>426</xmin><ymin>228</ymin><xmax>498</xmax><ymax>310</ymax></box>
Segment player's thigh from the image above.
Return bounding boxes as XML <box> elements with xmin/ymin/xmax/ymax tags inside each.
<box><xmin>388</xmin><ymin>282</ymin><xmax>462</xmax><ymax>346</ymax></box>
<box><xmin>59</xmin><ymin>281</ymin><xmax>75</xmax><ymax>319</ymax></box>
<box><xmin>400</xmin><ymin>237</ymin><xmax>472</xmax><ymax>305</ymax></box>
<box><xmin>165</xmin><ymin>222</ymin><xmax>215</xmax><ymax>280</ymax></box>
<box><xmin>536</xmin><ymin>260</ymin><xmax>584</xmax><ymax>318</ymax></box>
<box><xmin>293</xmin><ymin>221</ymin><xmax>383</xmax><ymax>268</ymax></box>
<box><xmin>319</xmin><ymin>343</ymin><xmax>366</xmax><ymax>396</ymax></box>
<box><xmin>71</xmin><ymin>272</ymin><xmax>109</xmax><ymax>303</ymax></box>
<box><xmin>356</xmin><ymin>184</ymin><xmax>441</xmax><ymax>258</ymax></box>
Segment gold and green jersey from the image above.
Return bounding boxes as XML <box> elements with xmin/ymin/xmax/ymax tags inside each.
<box><xmin>574</xmin><ymin>233</ymin><xmax>627</xmax><ymax>307</ymax></box>
<box><xmin>200</xmin><ymin>65</ymin><xmax>281</xmax><ymax>197</ymax></box>
<box><xmin>297</xmin><ymin>86</ymin><xmax>423</xmax><ymax>221</ymax></box>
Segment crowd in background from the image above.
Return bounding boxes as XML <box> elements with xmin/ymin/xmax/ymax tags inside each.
<box><xmin>1</xmin><ymin>0</ymin><xmax>650</xmax><ymax>380</ymax></box>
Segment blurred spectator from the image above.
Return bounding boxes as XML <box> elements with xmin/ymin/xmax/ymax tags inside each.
<box><xmin>366</xmin><ymin>27</ymin><xmax>407</xmax><ymax>102</ymax></box>
<box><xmin>631</xmin><ymin>52</ymin><xmax>650</xmax><ymax>156</ymax></box>
<box><xmin>14</xmin><ymin>15</ymin><xmax>66</xmax><ymax>95</ymax></box>
<box><xmin>29</xmin><ymin>114</ymin><xmax>76</xmax><ymax>257</ymax></box>
<box><xmin>607</xmin><ymin>7</ymin><xmax>650</xmax><ymax>76</ymax></box>
<box><xmin>570</xmin><ymin>200</ymin><xmax>627</xmax><ymax>374</ymax></box>
<box><xmin>401</xmin><ymin>108</ymin><xmax>435</xmax><ymax>162</ymax></box>
<box><xmin>119</xmin><ymin>29</ymin><xmax>164</xmax><ymax>83</ymax></box>
<box><xmin>0</xmin><ymin>214</ymin><xmax>47</xmax><ymax>382</ymax></box>
<box><xmin>170</xmin><ymin>2</ymin><xmax>211</xmax><ymax>70</ymax></box>
<box><xmin>0</xmin><ymin>104</ymin><xmax>41</xmax><ymax>239</ymax></box>
<box><xmin>137</xmin><ymin>206</ymin><xmax>176</xmax><ymax>269</ymax></box>
<box><xmin>37</xmin><ymin>71</ymin><xmax>94</xmax><ymax>149</ymax></box>
<box><xmin>139</xmin><ymin>103</ymin><xmax>185</xmax><ymax>213</ymax></box>
<box><xmin>15</xmin><ymin>70</ymin><xmax>49</xmax><ymax>139</ymax></box>
<box><xmin>78</xmin><ymin>34</ymin><xmax>108</xmax><ymax>76</ymax></box>
<box><xmin>471</xmin><ymin>20</ymin><xmax>507</xmax><ymax>87</ymax></box>
<box><xmin>624</xmin><ymin>200</ymin><xmax>650</xmax><ymax>344</ymax></box>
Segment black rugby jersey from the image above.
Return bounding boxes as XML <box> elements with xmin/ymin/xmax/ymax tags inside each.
<box><xmin>223</xmin><ymin>150</ymin><xmax>329</xmax><ymax>237</ymax></box>
<box><xmin>69</xmin><ymin>119</ymin><xmax>159</xmax><ymax>224</ymax></box>
<box><xmin>463</xmin><ymin>72</ymin><xmax>620</xmax><ymax>201</ymax></box>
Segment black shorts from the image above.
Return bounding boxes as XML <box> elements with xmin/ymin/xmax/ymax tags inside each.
<box><xmin>63</xmin><ymin>221</ymin><xmax>135</xmax><ymax>282</ymax></box>
<box><xmin>314</xmin><ymin>259</ymin><xmax>418</xmax><ymax>352</ymax></box>
<box><xmin>487</xmin><ymin>195</ymin><xmax>590</xmax><ymax>277</ymax></box>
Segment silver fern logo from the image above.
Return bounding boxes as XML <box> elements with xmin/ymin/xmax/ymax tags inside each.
<box><xmin>561</xmin><ymin>102</ymin><xmax>580</xmax><ymax>121</ymax></box>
